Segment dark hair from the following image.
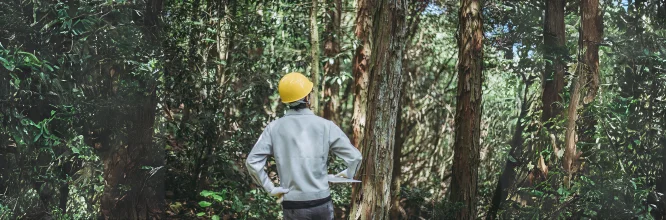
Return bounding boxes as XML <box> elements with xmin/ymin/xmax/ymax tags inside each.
<box><xmin>288</xmin><ymin>103</ymin><xmax>308</xmax><ymax>110</ymax></box>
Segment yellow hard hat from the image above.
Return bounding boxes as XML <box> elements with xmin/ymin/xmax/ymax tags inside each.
<box><xmin>278</xmin><ymin>72</ymin><xmax>313</xmax><ymax>103</ymax></box>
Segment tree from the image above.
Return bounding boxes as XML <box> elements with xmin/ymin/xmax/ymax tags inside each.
<box><xmin>542</xmin><ymin>0</ymin><xmax>567</xmax><ymax>126</ymax></box>
<box><xmin>323</xmin><ymin>0</ymin><xmax>342</xmax><ymax>124</ymax></box>
<box><xmin>448</xmin><ymin>0</ymin><xmax>484</xmax><ymax>218</ymax></box>
<box><xmin>348</xmin><ymin>0</ymin><xmax>406</xmax><ymax>218</ymax></box>
<box><xmin>576</xmin><ymin>0</ymin><xmax>603</xmax><ymax>146</ymax></box>
<box><xmin>100</xmin><ymin>0</ymin><xmax>166</xmax><ymax>218</ymax></box>
<box><xmin>563</xmin><ymin>0</ymin><xmax>603</xmax><ymax>186</ymax></box>
<box><xmin>351</xmin><ymin>0</ymin><xmax>373</xmax><ymax>147</ymax></box>
<box><xmin>487</xmin><ymin>0</ymin><xmax>567</xmax><ymax>217</ymax></box>
<box><xmin>580</xmin><ymin>0</ymin><xmax>602</xmax><ymax>105</ymax></box>
<box><xmin>311</xmin><ymin>0</ymin><xmax>321</xmax><ymax>113</ymax></box>
<box><xmin>486</xmin><ymin>73</ymin><xmax>535</xmax><ymax>220</ymax></box>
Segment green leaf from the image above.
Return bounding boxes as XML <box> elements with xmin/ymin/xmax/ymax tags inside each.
<box><xmin>199</xmin><ymin>201</ymin><xmax>212</xmax><ymax>208</ymax></box>
<box><xmin>17</xmin><ymin>51</ymin><xmax>41</xmax><ymax>65</ymax></box>
<box><xmin>71</xmin><ymin>147</ymin><xmax>80</xmax><ymax>154</ymax></box>
<box><xmin>44</xmin><ymin>63</ymin><xmax>54</xmax><ymax>71</ymax></box>
<box><xmin>530</xmin><ymin>189</ymin><xmax>544</xmax><ymax>197</ymax></box>
<box><xmin>33</xmin><ymin>131</ymin><xmax>42</xmax><ymax>142</ymax></box>
<box><xmin>196</xmin><ymin>212</ymin><xmax>206</xmax><ymax>217</ymax></box>
<box><xmin>0</xmin><ymin>56</ymin><xmax>14</xmax><ymax>71</ymax></box>
<box><xmin>212</xmin><ymin>194</ymin><xmax>224</xmax><ymax>202</ymax></box>
<box><xmin>212</xmin><ymin>215</ymin><xmax>220</xmax><ymax>220</ymax></box>
<box><xmin>200</xmin><ymin>190</ymin><xmax>214</xmax><ymax>197</ymax></box>
<box><xmin>508</xmin><ymin>154</ymin><xmax>517</xmax><ymax>163</ymax></box>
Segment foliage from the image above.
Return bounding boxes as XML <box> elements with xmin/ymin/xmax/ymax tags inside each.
<box><xmin>1</xmin><ymin>0</ymin><xmax>665</xmax><ymax>218</ymax></box>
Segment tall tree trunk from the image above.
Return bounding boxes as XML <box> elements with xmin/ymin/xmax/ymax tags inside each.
<box><xmin>323</xmin><ymin>0</ymin><xmax>342</xmax><ymax>124</ymax></box>
<box><xmin>580</xmin><ymin>0</ymin><xmax>603</xmax><ymax>105</ymax></box>
<box><xmin>348</xmin><ymin>0</ymin><xmax>406</xmax><ymax>218</ymax></box>
<box><xmin>310</xmin><ymin>0</ymin><xmax>321</xmax><ymax>113</ymax></box>
<box><xmin>100</xmin><ymin>0</ymin><xmax>165</xmax><ymax>218</ymax></box>
<box><xmin>542</xmin><ymin>0</ymin><xmax>567</xmax><ymax>127</ymax></box>
<box><xmin>564</xmin><ymin>0</ymin><xmax>603</xmax><ymax>187</ymax></box>
<box><xmin>351</xmin><ymin>0</ymin><xmax>373</xmax><ymax>148</ymax></box>
<box><xmin>563</xmin><ymin>75</ymin><xmax>581</xmax><ymax>188</ymax></box>
<box><xmin>101</xmin><ymin>89</ymin><xmax>163</xmax><ymax>219</ymax></box>
<box><xmin>448</xmin><ymin>0</ymin><xmax>484</xmax><ymax>219</ymax></box>
<box><xmin>577</xmin><ymin>0</ymin><xmax>603</xmax><ymax>146</ymax></box>
<box><xmin>486</xmin><ymin>77</ymin><xmax>532</xmax><ymax>220</ymax></box>
<box><xmin>216</xmin><ymin>0</ymin><xmax>230</xmax><ymax>87</ymax></box>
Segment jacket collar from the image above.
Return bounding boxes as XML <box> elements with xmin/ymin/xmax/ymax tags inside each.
<box><xmin>286</xmin><ymin>108</ymin><xmax>315</xmax><ymax>116</ymax></box>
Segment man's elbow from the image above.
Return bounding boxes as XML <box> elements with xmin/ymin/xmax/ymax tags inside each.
<box><xmin>245</xmin><ymin>157</ymin><xmax>259</xmax><ymax>173</ymax></box>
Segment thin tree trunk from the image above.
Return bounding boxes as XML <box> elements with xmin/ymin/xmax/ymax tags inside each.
<box><xmin>661</xmin><ymin>136</ymin><xmax>666</xmax><ymax>207</ymax></box>
<box><xmin>448</xmin><ymin>0</ymin><xmax>484</xmax><ymax>219</ymax></box>
<box><xmin>323</xmin><ymin>0</ymin><xmax>342</xmax><ymax>124</ymax></box>
<box><xmin>390</xmin><ymin>85</ymin><xmax>407</xmax><ymax>220</ymax></box>
<box><xmin>216</xmin><ymin>0</ymin><xmax>230</xmax><ymax>87</ymax></box>
<box><xmin>310</xmin><ymin>0</ymin><xmax>321</xmax><ymax>113</ymax></box>
<box><xmin>542</xmin><ymin>0</ymin><xmax>567</xmax><ymax>128</ymax></box>
<box><xmin>58</xmin><ymin>162</ymin><xmax>71</xmax><ymax>213</ymax></box>
<box><xmin>563</xmin><ymin>75</ymin><xmax>581</xmax><ymax>188</ymax></box>
<box><xmin>351</xmin><ymin>0</ymin><xmax>373</xmax><ymax>148</ymax></box>
<box><xmin>348</xmin><ymin>0</ymin><xmax>406</xmax><ymax>218</ymax></box>
<box><xmin>486</xmin><ymin>77</ymin><xmax>532</xmax><ymax>220</ymax></box>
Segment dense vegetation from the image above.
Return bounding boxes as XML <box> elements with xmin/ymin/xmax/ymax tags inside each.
<box><xmin>1</xmin><ymin>0</ymin><xmax>665</xmax><ymax>219</ymax></box>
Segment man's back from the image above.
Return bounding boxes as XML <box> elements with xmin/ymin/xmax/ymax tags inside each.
<box><xmin>246</xmin><ymin>108</ymin><xmax>362</xmax><ymax>202</ymax></box>
<box><xmin>270</xmin><ymin>108</ymin><xmax>333</xmax><ymax>201</ymax></box>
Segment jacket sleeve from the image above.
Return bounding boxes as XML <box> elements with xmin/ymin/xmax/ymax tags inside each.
<box><xmin>329</xmin><ymin>121</ymin><xmax>363</xmax><ymax>179</ymax></box>
<box><xmin>246</xmin><ymin>124</ymin><xmax>275</xmax><ymax>193</ymax></box>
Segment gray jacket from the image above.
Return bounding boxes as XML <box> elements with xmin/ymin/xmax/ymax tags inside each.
<box><xmin>246</xmin><ymin>108</ymin><xmax>362</xmax><ymax>201</ymax></box>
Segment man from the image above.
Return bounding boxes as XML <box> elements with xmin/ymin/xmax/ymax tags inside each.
<box><xmin>246</xmin><ymin>72</ymin><xmax>363</xmax><ymax>219</ymax></box>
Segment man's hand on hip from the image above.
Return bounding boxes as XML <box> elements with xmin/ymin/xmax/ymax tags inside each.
<box><xmin>271</xmin><ymin>187</ymin><xmax>289</xmax><ymax>203</ymax></box>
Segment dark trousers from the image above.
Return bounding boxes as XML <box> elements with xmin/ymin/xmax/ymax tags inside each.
<box><xmin>283</xmin><ymin>201</ymin><xmax>334</xmax><ymax>220</ymax></box>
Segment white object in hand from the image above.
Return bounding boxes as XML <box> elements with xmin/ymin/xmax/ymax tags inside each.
<box><xmin>328</xmin><ymin>174</ymin><xmax>361</xmax><ymax>183</ymax></box>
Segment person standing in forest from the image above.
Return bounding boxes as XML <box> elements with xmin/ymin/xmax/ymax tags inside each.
<box><xmin>246</xmin><ymin>72</ymin><xmax>363</xmax><ymax>219</ymax></box>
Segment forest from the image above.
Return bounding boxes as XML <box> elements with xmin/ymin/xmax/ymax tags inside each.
<box><xmin>1</xmin><ymin>0</ymin><xmax>666</xmax><ymax>219</ymax></box>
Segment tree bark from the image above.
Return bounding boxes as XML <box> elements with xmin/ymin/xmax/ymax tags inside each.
<box><xmin>563</xmin><ymin>0</ymin><xmax>603</xmax><ymax>187</ymax></box>
<box><xmin>542</xmin><ymin>0</ymin><xmax>567</xmax><ymax>127</ymax></box>
<box><xmin>448</xmin><ymin>0</ymin><xmax>484</xmax><ymax>219</ymax></box>
<box><xmin>351</xmin><ymin>0</ymin><xmax>373</xmax><ymax>148</ymax></box>
<box><xmin>580</xmin><ymin>0</ymin><xmax>603</xmax><ymax>105</ymax></box>
<box><xmin>101</xmin><ymin>89</ymin><xmax>163</xmax><ymax>219</ymax></box>
<box><xmin>310</xmin><ymin>0</ymin><xmax>321</xmax><ymax>113</ymax></box>
<box><xmin>390</xmin><ymin>84</ymin><xmax>407</xmax><ymax>220</ymax></box>
<box><xmin>323</xmin><ymin>0</ymin><xmax>342</xmax><ymax>124</ymax></box>
<box><xmin>563</xmin><ymin>75</ymin><xmax>581</xmax><ymax>187</ymax></box>
<box><xmin>100</xmin><ymin>0</ymin><xmax>165</xmax><ymax>218</ymax></box>
<box><xmin>216</xmin><ymin>0</ymin><xmax>230</xmax><ymax>87</ymax></box>
<box><xmin>577</xmin><ymin>0</ymin><xmax>603</xmax><ymax>147</ymax></box>
<box><xmin>348</xmin><ymin>0</ymin><xmax>406</xmax><ymax>218</ymax></box>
